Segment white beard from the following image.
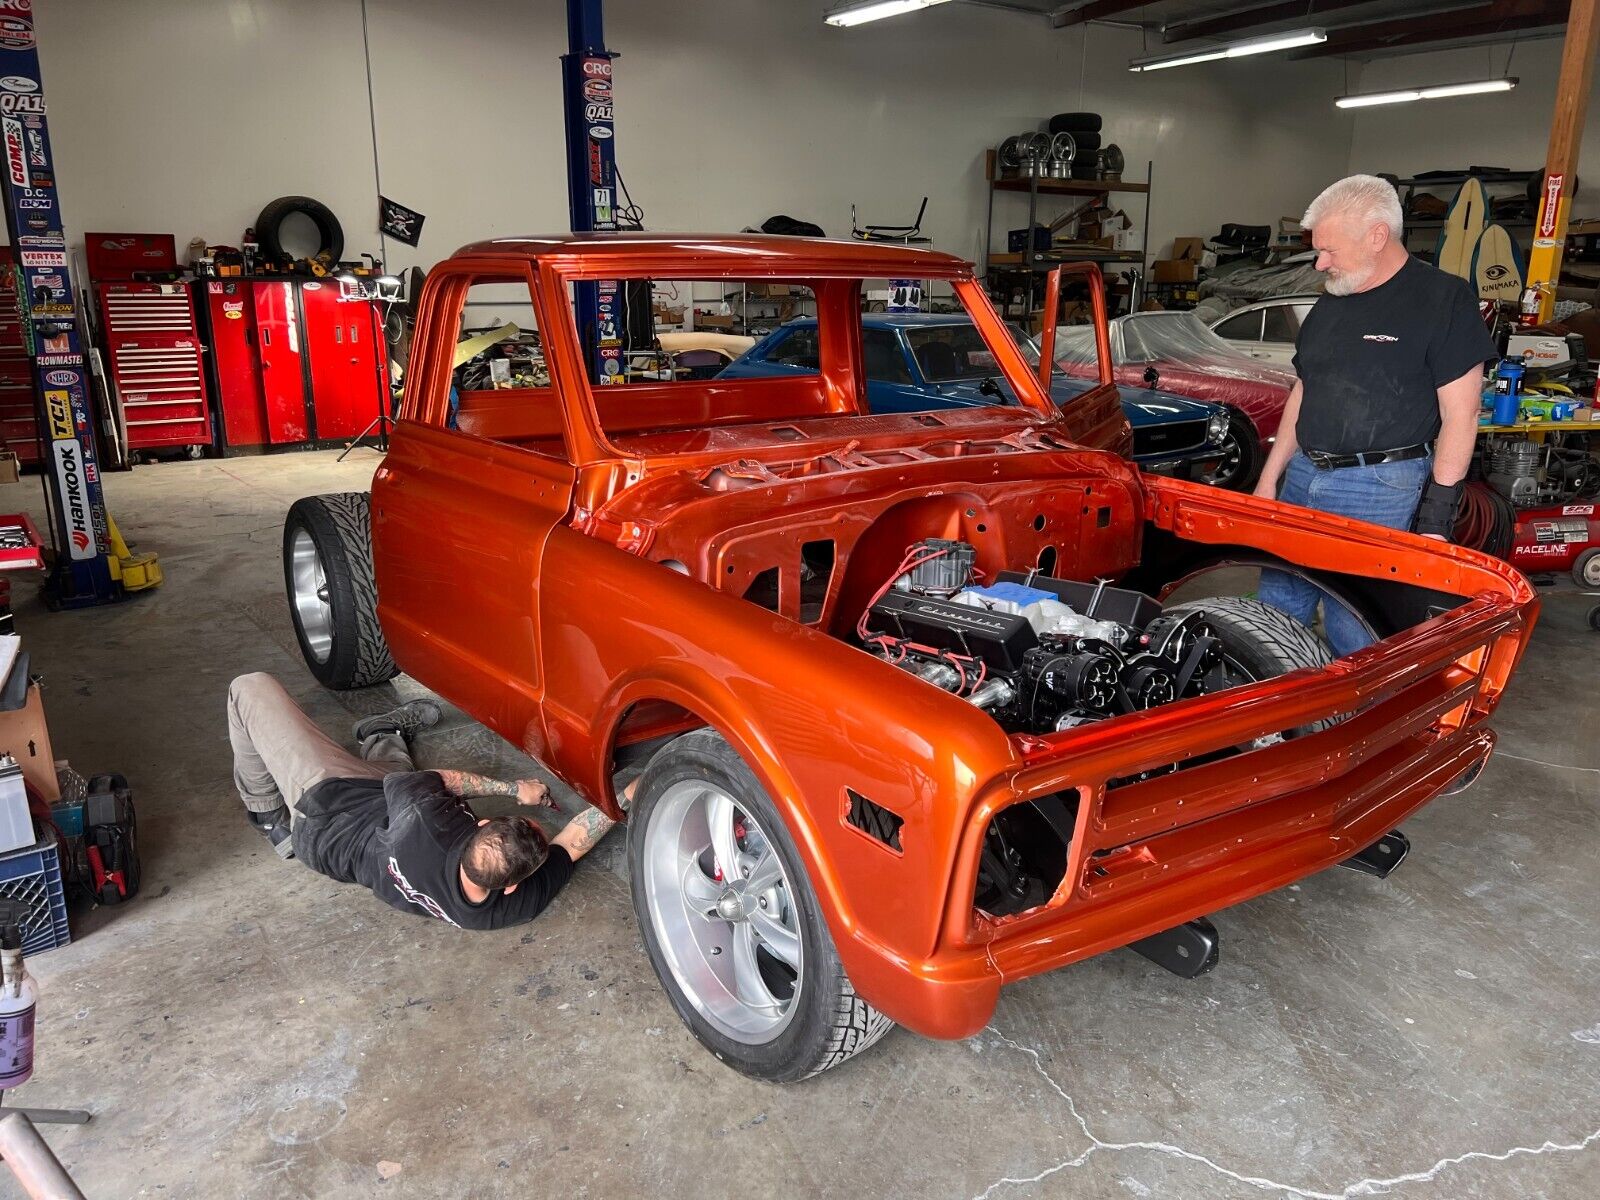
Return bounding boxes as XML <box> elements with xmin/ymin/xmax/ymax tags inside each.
<box><xmin>1324</xmin><ymin>262</ymin><xmax>1375</xmax><ymax>296</ymax></box>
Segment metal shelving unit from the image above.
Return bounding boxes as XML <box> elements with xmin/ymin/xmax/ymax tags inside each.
<box><xmin>982</xmin><ymin>148</ymin><xmax>1154</xmax><ymax>323</ymax></box>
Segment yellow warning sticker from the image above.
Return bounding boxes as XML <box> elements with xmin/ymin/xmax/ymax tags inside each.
<box><xmin>45</xmin><ymin>389</ymin><xmax>73</xmax><ymax>441</ymax></box>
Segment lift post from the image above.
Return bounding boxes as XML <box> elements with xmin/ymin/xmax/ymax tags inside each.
<box><xmin>1526</xmin><ymin>0</ymin><xmax>1599</xmax><ymax>321</ymax></box>
<box><xmin>0</xmin><ymin>0</ymin><xmax>121</xmax><ymax>608</ymax></box>
<box><xmin>561</xmin><ymin>0</ymin><xmax>622</xmax><ymax>385</ymax></box>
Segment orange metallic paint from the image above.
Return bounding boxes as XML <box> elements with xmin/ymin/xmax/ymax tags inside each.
<box><xmin>370</xmin><ymin>234</ymin><xmax>1536</xmax><ymax>1040</ymax></box>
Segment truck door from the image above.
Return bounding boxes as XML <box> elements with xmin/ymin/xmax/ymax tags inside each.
<box><xmin>370</xmin><ymin>263</ymin><xmax>573</xmax><ymax>761</ymax></box>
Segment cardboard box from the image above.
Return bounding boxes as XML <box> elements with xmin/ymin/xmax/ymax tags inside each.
<box><xmin>0</xmin><ymin>682</ymin><xmax>59</xmax><ymax>803</ymax></box>
<box><xmin>0</xmin><ymin>452</ymin><xmax>17</xmax><ymax>487</ymax></box>
<box><xmin>694</xmin><ymin>312</ymin><xmax>737</xmax><ymax>331</ymax></box>
<box><xmin>1152</xmin><ymin>259</ymin><xmax>1198</xmax><ymax>284</ymax></box>
<box><xmin>1170</xmin><ymin>236</ymin><xmax>1205</xmax><ymax>262</ymax></box>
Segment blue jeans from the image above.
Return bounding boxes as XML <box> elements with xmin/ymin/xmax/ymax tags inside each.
<box><xmin>1257</xmin><ymin>451</ymin><xmax>1430</xmax><ymax>658</ymax></box>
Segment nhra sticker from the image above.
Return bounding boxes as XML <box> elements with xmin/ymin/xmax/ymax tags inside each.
<box><xmin>19</xmin><ymin>248</ymin><xmax>62</xmax><ymax>267</ymax></box>
<box><xmin>52</xmin><ymin>439</ymin><xmax>95</xmax><ymax>560</ymax></box>
<box><xmin>44</xmin><ymin>388</ymin><xmax>71</xmax><ymax>441</ymax></box>
<box><xmin>44</xmin><ymin>370</ymin><xmax>75</xmax><ymax>386</ymax></box>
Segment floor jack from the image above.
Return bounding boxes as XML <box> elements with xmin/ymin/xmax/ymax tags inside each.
<box><xmin>1126</xmin><ymin>830</ymin><xmax>1410</xmax><ymax>979</ymax></box>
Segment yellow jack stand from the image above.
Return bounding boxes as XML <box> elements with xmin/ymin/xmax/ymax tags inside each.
<box><xmin>104</xmin><ymin>513</ymin><xmax>162</xmax><ymax>592</ymax></box>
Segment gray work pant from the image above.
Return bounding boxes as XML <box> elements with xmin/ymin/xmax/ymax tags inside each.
<box><xmin>227</xmin><ymin>672</ymin><xmax>413</xmax><ymax>822</ymax></box>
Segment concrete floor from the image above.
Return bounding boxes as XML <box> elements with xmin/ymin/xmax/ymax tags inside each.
<box><xmin>3</xmin><ymin>449</ymin><xmax>1598</xmax><ymax>1199</ymax></box>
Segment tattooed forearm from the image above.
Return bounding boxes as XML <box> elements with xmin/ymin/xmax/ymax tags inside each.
<box><xmin>436</xmin><ymin>770</ymin><xmax>519</xmax><ymax>799</ymax></box>
<box><xmin>555</xmin><ymin>806</ymin><xmax>617</xmax><ymax>860</ymax></box>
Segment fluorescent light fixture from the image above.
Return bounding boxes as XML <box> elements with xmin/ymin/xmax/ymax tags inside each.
<box><xmin>825</xmin><ymin>0</ymin><xmax>952</xmax><ymax>27</ymax></box>
<box><xmin>1334</xmin><ymin>76</ymin><xmax>1517</xmax><ymax>108</ymax></box>
<box><xmin>1130</xmin><ymin>27</ymin><xmax>1325</xmax><ymax>72</ymax></box>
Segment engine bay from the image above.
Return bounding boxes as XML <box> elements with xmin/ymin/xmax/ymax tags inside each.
<box><xmin>858</xmin><ymin>538</ymin><xmax>1226</xmax><ymax>736</ymax></box>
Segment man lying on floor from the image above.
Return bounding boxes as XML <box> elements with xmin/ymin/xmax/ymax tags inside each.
<box><xmin>225</xmin><ymin>672</ymin><xmax>625</xmax><ymax>930</ymax></box>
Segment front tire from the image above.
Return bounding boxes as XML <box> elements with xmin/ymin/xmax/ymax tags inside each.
<box><xmin>629</xmin><ymin>730</ymin><xmax>893</xmax><ymax>1082</ymax></box>
<box><xmin>282</xmin><ymin>493</ymin><xmax>398</xmax><ymax>690</ymax></box>
<box><xmin>1202</xmin><ymin>411</ymin><xmax>1262</xmax><ymax>491</ymax></box>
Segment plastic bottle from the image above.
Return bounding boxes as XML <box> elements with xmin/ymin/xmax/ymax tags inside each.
<box><xmin>1493</xmin><ymin>360</ymin><xmax>1526</xmax><ymax>425</ymax></box>
<box><xmin>0</xmin><ymin>918</ymin><xmax>36</xmax><ymax>1089</ymax></box>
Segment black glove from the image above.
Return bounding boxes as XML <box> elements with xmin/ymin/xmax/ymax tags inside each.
<box><xmin>1413</xmin><ymin>478</ymin><xmax>1464</xmax><ymax>538</ymax></box>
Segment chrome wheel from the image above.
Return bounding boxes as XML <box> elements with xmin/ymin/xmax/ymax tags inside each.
<box><xmin>641</xmin><ymin>780</ymin><xmax>803</xmax><ymax>1044</ymax></box>
<box><xmin>289</xmin><ymin>527</ymin><xmax>334</xmax><ymax>664</ymax></box>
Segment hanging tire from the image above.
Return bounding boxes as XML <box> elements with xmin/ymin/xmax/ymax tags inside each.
<box><xmin>1048</xmin><ymin>112</ymin><xmax>1102</xmax><ymax>133</ymax></box>
<box><xmin>255</xmin><ymin>195</ymin><xmax>344</xmax><ymax>263</ymax></box>
<box><xmin>629</xmin><ymin>729</ymin><xmax>894</xmax><ymax>1082</ymax></box>
<box><xmin>1201</xmin><ymin>410</ymin><xmax>1263</xmax><ymax>491</ymax></box>
<box><xmin>282</xmin><ymin>492</ymin><xmax>397</xmax><ymax>690</ymax></box>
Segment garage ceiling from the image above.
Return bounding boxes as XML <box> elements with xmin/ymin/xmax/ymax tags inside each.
<box><xmin>976</xmin><ymin>0</ymin><xmax>1569</xmax><ymax>59</ymax></box>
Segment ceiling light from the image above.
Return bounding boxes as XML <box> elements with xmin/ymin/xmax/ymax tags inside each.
<box><xmin>1130</xmin><ymin>27</ymin><xmax>1325</xmax><ymax>72</ymax></box>
<box><xmin>825</xmin><ymin>0</ymin><xmax>952</xmax><ymax>27</ymax></box>
<box><xmin>1334</xmin><ymin>76</ymin><xmax>1517</xmax><ymax>108</ymax></box>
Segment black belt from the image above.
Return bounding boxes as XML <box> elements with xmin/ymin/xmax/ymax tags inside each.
<box><xmin>1302</xmin><ymin>443</ymin><xmax>1432</xmax><ymax>470</ymax></box>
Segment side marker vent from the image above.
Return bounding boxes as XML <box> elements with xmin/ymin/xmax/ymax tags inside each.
<box><xmin>846</xmin><ymin>788</ymin><xmax>903</xmax><ymax>852</ymax></box>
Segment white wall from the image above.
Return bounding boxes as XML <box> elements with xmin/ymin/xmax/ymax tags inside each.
<box><xmin>1348</xmin><ymin>39</ymin><xmax>1597</xmax><ymax>219</ymax></box>
<box><xmin>34</xmin><ymin>0</ymin><xmax>1357</xmax><ymax>278</ymax></box>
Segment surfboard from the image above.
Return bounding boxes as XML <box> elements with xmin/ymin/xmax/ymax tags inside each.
<box><xmin>1470</xmin><ymin>222</ymin><xmax>1526</xmax><ymax>303</ymax></box>
<box><xmin>1434</xmin><ymin>176</ymin><xmax>1486</xmax><ymax>279</ymax></box>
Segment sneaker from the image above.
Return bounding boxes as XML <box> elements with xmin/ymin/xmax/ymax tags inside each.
<box><xmin>352</xmin><ymin>698</ymin><xmax>442</xmax><ymax>743</ymax></box>
<box><xmin>247</xmin><ymin>807</ymin><xmax>296</xmax><ymax>860</ymax></box>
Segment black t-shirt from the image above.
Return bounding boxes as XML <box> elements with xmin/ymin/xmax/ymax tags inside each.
<box><xmin>1293</xmin><ymin>257</ymin><xmax>1495</xmax><ymax>455</ymax></box>
<box><xmin>292</xmin><ymin>771</ymin><xmax>573</xmax><ymax>931</ymax></box>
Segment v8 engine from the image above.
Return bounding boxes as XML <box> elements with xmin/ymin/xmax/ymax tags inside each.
<box><xmin>860</xmin><ymin>538</ymin><xmax>1227</xmax><ymax>734</ymax></box>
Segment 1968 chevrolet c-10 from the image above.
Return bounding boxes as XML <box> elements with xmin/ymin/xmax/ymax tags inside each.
<box><xmin>283</xmin><ymin>233</ymin><xmax>1535</xmax><ymax>1082</ymax></box>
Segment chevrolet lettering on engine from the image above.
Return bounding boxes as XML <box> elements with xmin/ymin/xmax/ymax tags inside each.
<box><xmin>281</xmin><ymin>233</ymin><xmax>1536</xmax><ymax>1083</ymax></box>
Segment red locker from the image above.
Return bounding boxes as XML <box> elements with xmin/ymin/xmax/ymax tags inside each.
<box><xmin>95</xmin><ymin>283</ymin><xmax>212</xmax><ymax>453</ymax></box>
<box><xmin>299</xmin><ymin>281</ymin><xmax>387</xmax><ymax>442</ymax></box>
<box><xmin>204</xmin><ymin>278</ymin><xmax>386</xmax><ymax>451</ymax></box>
<box><xmin>253</xmin><ymin>281</ymin><xmax>311</xmax><ymax>444</ymax></box>
<box><xmin>201</xmin><ymin>281</ymin><xmax>269</xmax><ymax>448</ymax></box>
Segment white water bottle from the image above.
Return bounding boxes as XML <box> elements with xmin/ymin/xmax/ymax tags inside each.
<box><xmin>0</xmin><ymin>920</ymin><xmax>36</xmax><ymax>1089</ymax></box>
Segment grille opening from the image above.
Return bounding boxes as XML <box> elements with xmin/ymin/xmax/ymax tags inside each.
<box><xmin>799</xmin><ymin>540</ymin><xmax>835</xmax><ymax>624</ymax></box>
<box><xmin>845</xmin><ymin>788</ymin><xmax>903</xmax><ymax>852</ymax></box>
<box><xmin>975</xmin><ymin>790</ymin><xmax>1078</xmax><ymax>918</ymax></box>
<box><xmin>742</xmin><ymin>566</ymin><xmax>780</xmax><ymax>612</ymax></box>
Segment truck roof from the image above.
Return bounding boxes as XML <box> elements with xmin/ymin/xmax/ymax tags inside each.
<box><xmin>451</xmin><ymin>232</ymin><xmax>973</xmax><ymax>280</ymax></box>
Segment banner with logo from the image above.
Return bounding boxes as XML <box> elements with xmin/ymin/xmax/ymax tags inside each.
<box><xmin>562</xmin><ymin>48</ymin><xmax>623</xmax><ymax>385</ymax></box>
<box><xmin>0</xmin><ymin>0</ymin><xmax>116</xmax><ymax>597</ymax></box>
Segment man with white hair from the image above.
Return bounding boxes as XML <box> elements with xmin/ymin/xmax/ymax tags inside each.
<box><xmin>1252</xmin><ymin>173</ymin><xmax>1494</xmax><ymax>656</ymax></box>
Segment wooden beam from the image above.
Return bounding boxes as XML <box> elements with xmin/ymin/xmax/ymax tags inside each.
<box><xmin>1162</xmin><ymin>0</ymin><xmax>1378</xmax><ymax>45</ymax></box>
<box><xmin>1052</xmin><ymin>0</ymin><xmax>1153</xmax><ymax>27</ymax></box>
<box><xmin>1528</xmin><ymin>0</ymin><xmax>1600</xmax><ymax>317</ymax></box>
<box><xmin>1286</xmin><ymin>0</ymin><xmax>1559</xmax><ymax>57</ymax></box>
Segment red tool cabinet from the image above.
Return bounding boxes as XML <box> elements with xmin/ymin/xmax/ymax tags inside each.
<box><xmin>0</xmin><ymin>249</ymin><xmax>37</xmax><ymax>465</ymax></box>
<box><xmin>202</xmin><ymin>278</ymin><xmax>387</xmax><ymax>452</ymax></box>
<box><xmin>85</xmin><ymin>233</ymin><xmax>213</xmax><ymax>457</ymax></box>
<box><xmin>95</xmin><ymin>283</ymin><xmax>211</xmax><ymax>454</ymax></box>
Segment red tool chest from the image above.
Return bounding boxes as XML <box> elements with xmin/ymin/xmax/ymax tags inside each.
<box><xmin>95</xmin><ymin>283</ymin><xmax>211</xmax><ymax>454</ymax></box>
<box><xmin>85</xmin><ymin>233</ymin><xmax>213</xmax><ymax>457</ymax></box>
<box><xmin>202</xmin><ymin>278</ymin><xmax>386</xmax><ymax>452</ymax></box>
<box><xmin>0</xmin><ymin>248</ymin><xmax>37</xmax><ymax>465</ymax></box>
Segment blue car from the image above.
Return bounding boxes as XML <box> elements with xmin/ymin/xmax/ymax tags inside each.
<box><xmin>721</xmin><ymin>314</ymin><xmax>1230</xmax><ymax>481</ymax></box>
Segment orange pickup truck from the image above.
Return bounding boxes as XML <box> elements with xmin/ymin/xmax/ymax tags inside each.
<box><xmin>283</xmin><ymin>233</ymin><xmax>1535</xmax><ymax>1082</ymax></box>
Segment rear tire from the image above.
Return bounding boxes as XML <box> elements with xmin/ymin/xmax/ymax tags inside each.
<box><xmin>629</xmin><ymin>729</ymin><xmax>893</xmax><ymax>1082</ymax></box>
<box><xmin>282</xmin><ymin>493</ymin><xmax>397</xmax><ymax>690</ymax></box>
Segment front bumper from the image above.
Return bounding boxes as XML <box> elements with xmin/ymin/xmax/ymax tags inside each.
<box><xmin>1138</xmin><ymin>450</ymin><xmax>1225</xmax><ymax>481</ymax></box>
<box><xmin>857</xmin><ymin>593</ymin><xmax>1530</xmax><ymax>1040</ymax></box>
